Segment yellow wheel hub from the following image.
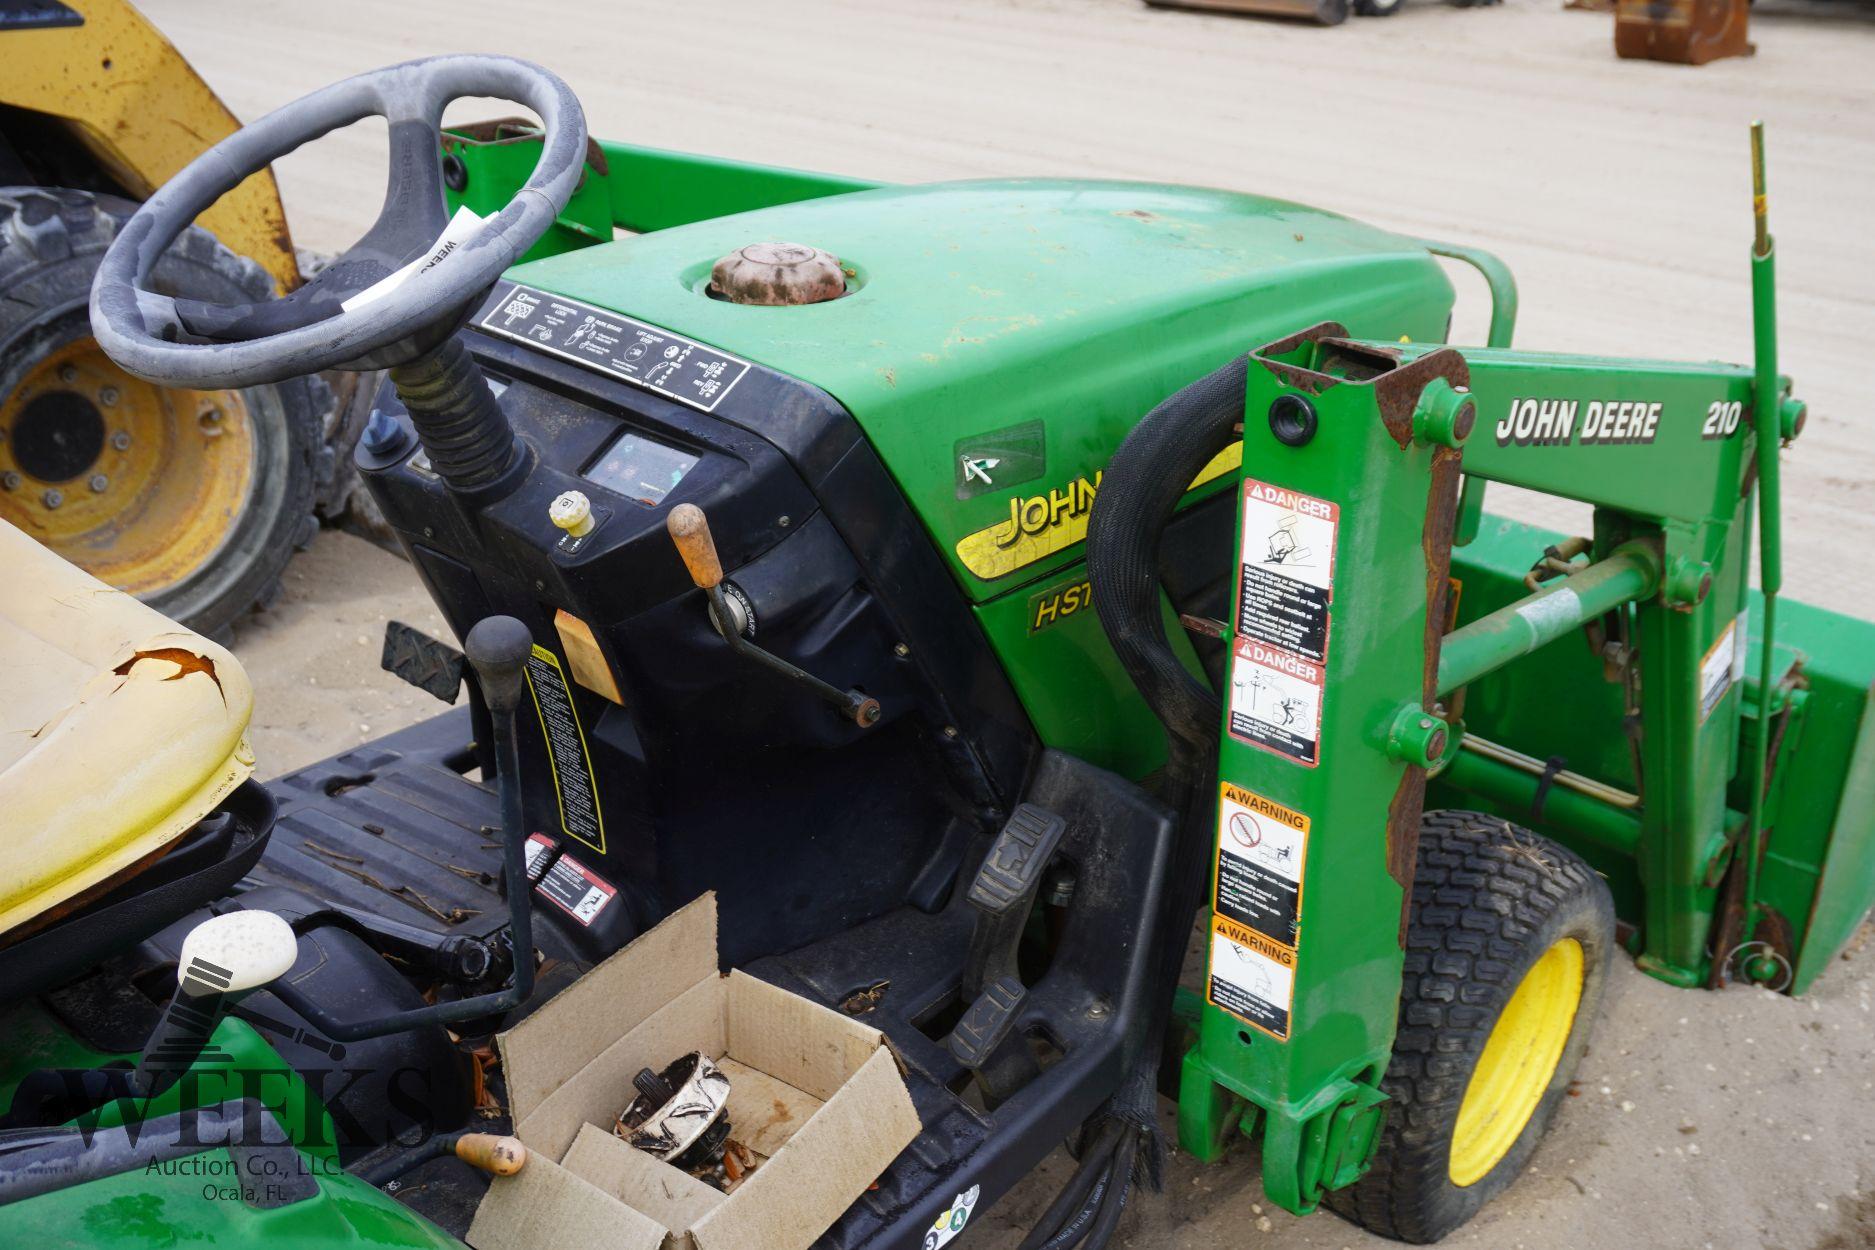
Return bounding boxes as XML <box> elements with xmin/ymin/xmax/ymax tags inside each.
<box><xmin>1448</xmin><ymin>936</ymin><xmax>1584</xmax><ymax>1187</ymax></box>
<box><xmin>0</xmin><ymin>335</ymin><xmax>255</xmax><ymax>599</ymax></box>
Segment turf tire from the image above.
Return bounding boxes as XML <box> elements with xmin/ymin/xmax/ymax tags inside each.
<box><xmin>1326</xmin><ymin>810</ymin><xmax>1615</xmax><ymax>1243</ymax></box>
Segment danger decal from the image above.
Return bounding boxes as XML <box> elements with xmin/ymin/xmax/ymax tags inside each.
<box><xmin>535</xmin><ymin>851</ymin><xmax>617</xmax><ymax>926</ymax></box>
<box><xmin>1227</xmin><ymin>478</ymin><xmax>1337</xmax><ymax>765</ymax></box>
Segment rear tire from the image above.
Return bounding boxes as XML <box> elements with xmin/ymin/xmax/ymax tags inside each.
<box><xmin>0</xmin><ymin>187</ymin><xmax>328</xmax><ymax>638</ymax></box>
<box><xmin>1355</xmin><ymin>0</ymin><xmax>1406</xmax><ymax>14</ymax></box>
<box><xmin>1327</xmin><ymin>810</ymin><xmax>1614</xmax><ymax>1243</ymax></box>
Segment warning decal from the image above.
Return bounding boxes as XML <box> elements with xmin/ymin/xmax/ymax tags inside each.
<box><xmin>536</xmin><ymin>851</ymin><xmax>617</xmax><ymax>926</ymax></box>
<box><xmin>1207</xmin><ymin>915</ymin><xmax>1296</xmax><ymax>1040</ymax></box>
<box><xmin>1214</xmin><ymin>783</ymin><xmax>1309</xmax><ymax>947</ymax></box>
<box><xmin>525</xmin><ymin>644</ymin><xmax>607</xmax><ymax>854</ymax></box>
<box><xmin>1228</xmin><ymin>641</ymin><xmax>1323</xmax><ymax>765</ymax></box>
<box><xmin>1235</xmin><ymin>479</ymin><xmax>1338</xmax><ymax>662</ymax></box>
<box><xmin>1698</xmin><ymin>612</ymin><xmax>1748</xmax><ymax>724</ymax></box>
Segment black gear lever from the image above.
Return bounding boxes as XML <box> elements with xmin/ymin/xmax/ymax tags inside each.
<box><xmin>267</xmin><ymin>615</ymin><xmax>538</xmax><ymax>1041</ymax></box>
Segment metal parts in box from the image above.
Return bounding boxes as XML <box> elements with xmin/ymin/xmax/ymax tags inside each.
<box><xmin>467</xmin><ymin>894</ymin><xmax>921</xmax><ymax>1250</ymax></box>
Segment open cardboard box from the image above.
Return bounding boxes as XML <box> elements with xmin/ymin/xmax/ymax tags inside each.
<box><xmin>468</xmin><ymin>893</ymin><xmax>921</xmax><ymax>1250</ymax></box>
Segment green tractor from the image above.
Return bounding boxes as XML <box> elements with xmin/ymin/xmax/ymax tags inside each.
<box><xmin>1</xmin><ymin>55</ymin><xmax>1868</xmax><ymax>1250</ymax></box>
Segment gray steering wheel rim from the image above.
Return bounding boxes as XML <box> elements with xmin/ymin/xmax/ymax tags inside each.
<box><xmin>90</xmin><ymin>54</ymin><xmax>586</xmax><ymax>390</ymax></box>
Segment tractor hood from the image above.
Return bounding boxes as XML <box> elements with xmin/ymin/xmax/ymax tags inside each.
<box><xmin>504</xmin><ymin>178</ymin><xmax>1452</xmax><ymax>599</ymax></box>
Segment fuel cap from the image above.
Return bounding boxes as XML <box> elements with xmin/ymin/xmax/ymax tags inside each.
<box><xmin>710</xmin><ymin>242</ymin><xmax>847</xmax><ymax>306</ymax></box>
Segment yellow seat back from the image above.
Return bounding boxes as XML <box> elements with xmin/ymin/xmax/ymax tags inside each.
<box><xmin>0</xmin><ymin>520</ymin><xmax>254</xmax><ymax>935</ymax></box>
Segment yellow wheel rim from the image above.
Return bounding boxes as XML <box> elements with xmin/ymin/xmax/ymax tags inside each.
<box><xmin>1448</xmin><ymin>936</ymin><xmax>1584</xmax><ymax>1187</ymax></box>
<box><xmin>0</xmin><ymin>336</ymin><xmax>255</xmax><ymax>598</ymax></box>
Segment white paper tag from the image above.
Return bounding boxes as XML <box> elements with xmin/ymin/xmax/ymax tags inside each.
<box><xmin>340</xmin><ymin>204</ymin><xmax>485</xmax><ymax>312</ymax></box>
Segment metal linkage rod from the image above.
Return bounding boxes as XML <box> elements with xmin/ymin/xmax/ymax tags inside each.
<box><xmin>1436</xmin><ymin>541</ymin><xmax>1661</xmax><ymax>696</ymax></box>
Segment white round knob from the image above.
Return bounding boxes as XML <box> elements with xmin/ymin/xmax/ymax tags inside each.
<box><xmin>549</xmin><ymin>490</ymin><xmax>595</xmax><ymax>538</ymax></box>
<box><xmin>177</xmin><ymin>910</ymin><xmax>299</xmax><ymax>995</ymax></box>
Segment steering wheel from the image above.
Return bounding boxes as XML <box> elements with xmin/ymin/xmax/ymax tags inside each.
<box><xmin>91</xmin><ymin>55</ymin><xmax>586</xmax><ymax>391</ymax></box>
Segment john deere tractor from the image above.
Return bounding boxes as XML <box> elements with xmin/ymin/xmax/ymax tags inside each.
<box><xmin>0</xmin><ymin>53</ymin><xmax>1869</xmax><ymax>1250</ymax></box>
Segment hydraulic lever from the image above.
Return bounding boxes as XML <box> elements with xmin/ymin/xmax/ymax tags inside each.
<box><xmin>666</xmin><ymin>503</ymin><xmax>881</xmax><ymax>728</ymax></box>
<box><xmin>267</xmin><ymin>615</ymin><xmax>539</xmax><ymax>1040</ymax></box>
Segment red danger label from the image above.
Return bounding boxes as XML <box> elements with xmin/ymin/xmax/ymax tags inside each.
<box><xmin>536</xmin><ymin>852</ymin><xmax>617</xmax><ymax>926</ymax></box>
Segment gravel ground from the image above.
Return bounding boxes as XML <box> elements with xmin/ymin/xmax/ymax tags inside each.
<box><xmin>138</xmin><ymin>2</ymin><xmax>1875</xmax><ymax>1246</ymax></box>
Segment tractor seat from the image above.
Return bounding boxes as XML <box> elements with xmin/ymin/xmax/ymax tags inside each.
<box><xmin>0</xmin><ymin>520</ymin><xmax>255</xmax><ymax>938</ymax></box>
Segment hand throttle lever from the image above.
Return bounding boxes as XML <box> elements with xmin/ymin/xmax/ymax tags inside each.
<box><xmin>667</xmin><ymin>504</ymin><xmax>880</xmax><ymax>728</ymax></box>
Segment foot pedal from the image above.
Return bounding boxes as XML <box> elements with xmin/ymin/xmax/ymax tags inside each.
<box><xmin>381</xmin><ymin>620</ymin><xmax>465</xmax><ymax>703</ymax></box>
<box><xmin>946</xmin><ymin>976</ymin><xmax>1026</xmax><ymax>1069</ymax></box>
<box><xmin>963</xmin><ymin>804</ymin><xmax>1067</xmax><ymax>1000</ymax></box>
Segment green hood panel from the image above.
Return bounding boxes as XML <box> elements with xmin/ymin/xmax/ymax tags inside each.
<box><xmin>510</xmin><ymin>178</ymin><xmax>1453</xmax><ymax>599</ymax></box>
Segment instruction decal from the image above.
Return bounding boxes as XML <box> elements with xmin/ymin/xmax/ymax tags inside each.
<box><xmin>476</xmin><ymin>282</ymin><xmax>751</xmax><ymax>413</ymax></box>
<box><xmin>524</xmin><ymin>833</ymin><xmax>558</xmax><ymax>884</ymax></box>
<box><xmin>1207</xmin><ymin>915</ymin><xmax>1296</xmax><ymax>1041</ymax></box>
<box><xmin>535</xmin><ymin>851</ymin><xmax>617</xmax><ymax>926</ymax></box>
<box><xmin>1235</xmin><ymin>479</ymin><xmax>1337</xmax><ymax>662</ymax></box>
<box><xmin>525</xmin><ymin>644</ymin><xmax>607</xmax><ymax>854</ymax></box>
<box><xmin>1214</xmin><ymin>783</ymin><xmax>1309</xmax><ymax>947</ymax></box>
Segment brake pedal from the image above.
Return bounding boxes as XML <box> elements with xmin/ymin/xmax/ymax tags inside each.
<box><xmin>962</xmin><ymin>803</ymin><xmax>1067</xmax><ymax>1000</ymax></box>
<box><xmin>947</xmin><ymin>975</ymin><xmax>1026</xmax><ymax>1069</ymax></box>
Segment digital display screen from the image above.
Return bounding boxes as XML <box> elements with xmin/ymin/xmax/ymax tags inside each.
<box><xmin>583</xmin><ymin>430</ymin><xmax>700</xmax><ymax>506</ymax></box>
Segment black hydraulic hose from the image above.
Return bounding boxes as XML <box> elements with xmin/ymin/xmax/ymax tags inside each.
<box><xmin>1017</xmin><ymin>1122</ymin><xmax>1126</xmax><ymax>1250</ymax></box>
<box><xmin>1020</xmin><ymin>355</ymin><xmax>1249</xmax><ymax>1250</ymax></box>
<box><xmin>1033</xmin><ymin>1175</ymin><xmax>1109</xmax><ymax>1250</ymax></box>
<box><xmin>1085</xmin><ymin>354</ymin><xmax>1244</xmax><ymax>762</ymax></box>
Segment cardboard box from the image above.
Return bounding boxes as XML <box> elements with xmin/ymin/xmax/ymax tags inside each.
<box><xmin>468</xmin><ymin>893</ymin><xmax>921</xmax><ymax>1250</ymax></box>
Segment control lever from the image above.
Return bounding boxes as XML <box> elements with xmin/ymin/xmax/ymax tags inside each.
<box><xmin>666</xmin><ymin>504</ymin><xmax>881</xmax><ymax>728</ymax></box>
<box><xmin>266</xmin><ymin>615</ymin><xmax>538</xmax><ymax>1041</ymax></box>
<box><xmin>135</xmin><ymin>911</ymin><xmax>300</xmax><ymax>1098</ymax></box>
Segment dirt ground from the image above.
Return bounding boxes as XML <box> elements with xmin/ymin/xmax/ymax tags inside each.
<box><xmin>140</xmin><ymin>1</ymin><xmax>1875</xmax><ymax>1246</ymax></box>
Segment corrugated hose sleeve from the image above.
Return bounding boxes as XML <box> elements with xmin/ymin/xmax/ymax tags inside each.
<box><xmin>1086</xmin><ymin>355</ymin><xmax>1246</xmax><ymax>757</ymax></box>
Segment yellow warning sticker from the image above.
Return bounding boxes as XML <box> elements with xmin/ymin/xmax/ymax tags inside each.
<box><xmin>1207</xmin><ymin>914</ymin><xmax>1296</xmax><ymax>1041</ymax></box>
<box><xmin>954</xmin><ymin>443</ymin><xmax>1243</xmax><ymax>581</ymax></box>
<box><xmin>525</xmin><ymin>643</ymin><xmax>606</xmax><ymax>855</ymax></box>
<box><xmin>1213</xmin><ymin>782</ymin><xmax>1309</xmax><ymax>949</ymax></box>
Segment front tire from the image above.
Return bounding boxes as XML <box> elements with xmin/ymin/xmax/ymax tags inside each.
<box><xmin>1327</xmin><ymin>810</ymin><xmax>1615</xmax><ymax>1243</ymax></box>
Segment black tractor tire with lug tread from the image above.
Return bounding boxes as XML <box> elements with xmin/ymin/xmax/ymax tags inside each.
<box><xmin>0</xmin><ymin>187</ymin><xmax>328</xmax><ymax>640</ymax></box>
<box><xmin>1327</xmin><ymin>810</ymin><xmax>1615</xmax><ymax>1244</ymax></box>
